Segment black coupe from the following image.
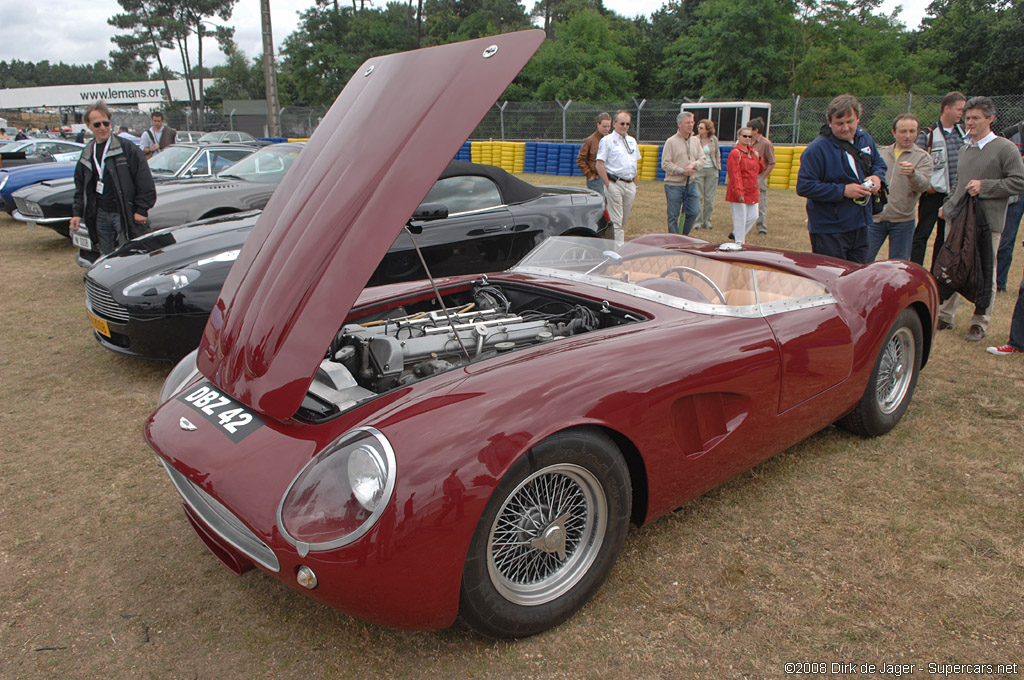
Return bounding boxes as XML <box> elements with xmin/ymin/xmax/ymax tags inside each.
<box><xmin>83</xmin><ymin>160</ymin><xmax>610</xmax><ymax>360</ymax></box>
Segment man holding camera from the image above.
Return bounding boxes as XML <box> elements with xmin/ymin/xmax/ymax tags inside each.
<box><xmin>796</xmin><ymin>94</ymin><xmax>886</xmax><ymax>264</ymax></box>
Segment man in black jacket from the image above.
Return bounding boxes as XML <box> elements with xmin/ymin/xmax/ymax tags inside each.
<box><xmin>71</xmin><ymin>101</ymin><xmax>156</xmax><ymax>255</ymax></box>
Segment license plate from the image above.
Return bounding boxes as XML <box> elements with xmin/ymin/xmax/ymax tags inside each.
<box><xmin>177</xmin><ymin>382</ymin><xmax>264</xmax><ymax>443</ymax></box>
<box><xmin>87</xmin><ymin>310</ymin><xmax>110</xmax><ymax>337</ymax></box>
<box><xmin>72</xmin><ymin>231</ymin><xmax>92</xmax><ymax>250</ymax></box>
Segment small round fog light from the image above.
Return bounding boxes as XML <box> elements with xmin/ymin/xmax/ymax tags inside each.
<box><xmin>296</xmin><ymin>565</ymin><xmax>318</xmax><ymax>589</ymax></box>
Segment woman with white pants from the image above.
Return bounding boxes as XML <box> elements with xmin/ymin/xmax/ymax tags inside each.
<box><xmin>726</xmin><ymin>127</ymin><xmax>764</xmax><ymax>245</ymax></box>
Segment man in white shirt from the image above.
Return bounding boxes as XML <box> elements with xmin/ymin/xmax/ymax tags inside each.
<box><xmin>596</xmin><ymin>110</ymin><xmax>642</xmax><ymax>246</ymax></box>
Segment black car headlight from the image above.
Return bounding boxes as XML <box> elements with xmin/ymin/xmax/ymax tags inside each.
<box><xmin>277</xmin><ymin>427</ymin><xmax>396</xmax><ymax>556</ymax></box>
<box><xmin>123</xmin><ymin>268</ymin><xmax>200</xmax><ymax>297</ymax></box>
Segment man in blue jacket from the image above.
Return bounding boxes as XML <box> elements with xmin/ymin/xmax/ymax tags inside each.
<box><xmin>797</xmin><ymin>94</ymin><xmax>887</xmax><ymax>264</ymax></box>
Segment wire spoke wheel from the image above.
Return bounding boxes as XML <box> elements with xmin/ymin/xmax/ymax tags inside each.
<box><xmin>876</xmin><ymin>327</ymin><xmax>915</xmax><ymax>415</ymax></box>
<box><xmin>838</xmin><ymin>308</ymin><xmax>923</xmax><ymax>438</ymax></box>
<box><xmin>460</xmin><ymin>428</ymin><xmax>629</xmax><ymax>637</ymax></box>
<box><xmin>486</xmin><ymin>463</ymin><xmax>607</xmax><ymax>606</ymax></box>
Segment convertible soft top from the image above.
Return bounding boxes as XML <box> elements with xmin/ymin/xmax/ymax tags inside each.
<box><xmin>440</xmin><ymin>160</ymin><xmax>542</xmax><ymax>204</ymax></box>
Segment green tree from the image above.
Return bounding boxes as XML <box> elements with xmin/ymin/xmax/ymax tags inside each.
<box><xmin>530</xmin><ymin>0</ymin><xmax>605</xmax><ymax>37</ymax></box>
<box><xmin>658</xmin><ymin>0</ymin><xmax>798</xmax><ymax>99</ymax></box>
<box><xmin>204</xmin><ymin>37</ymin><xmax>265</xmax><ymax>108</ymax></box>
<box><xmin>790</xmin><ymin>0</ymin><xmax>911</xmax><ymax>96</ymax></box>
<box><xmin>918</xmin><ymin>0</ymin><xmax>1022</xmax><ymax>95</ymax></box>
<box><xmin>109</xmin><ymin>0</ymin><xmax>237</xmax><ymax>123</ymax></box>
<box><xmin>637</xmin><ymin>0</ymin><xmax>705</xmax><ymax>97</ymax></box>
<box><xmin>109</xmin><ymin>0</ymin><xmax>178</xmax><ymax>98</ymax></box>
<box><xmin>278</xmin><ymin>3</ymin><xmax>418</xmax><ymax>106</ymax></box>
<box><xmin>422</xmin><ymin>0</ymin><xmax>530</xmax><ymax>45</ymax></box>
<box><xmin>505</xmin><ymin>9</ymin><xmax>635</xmax><ymax>101</ymax></box>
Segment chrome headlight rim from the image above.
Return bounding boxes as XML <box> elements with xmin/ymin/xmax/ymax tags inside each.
<box><xmin>276</xmin><ymin>426</ymin><xmax>397</xmax><ymax>556</ymax></box>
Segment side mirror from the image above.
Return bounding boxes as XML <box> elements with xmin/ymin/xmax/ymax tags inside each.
<box><xmin>412</xmin><ymin>202</ymin><xmax>448</xmax><ymax>221</ymax></box>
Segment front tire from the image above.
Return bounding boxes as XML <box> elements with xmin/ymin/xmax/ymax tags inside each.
<box><xmin>839</xmin><ymin>308</ymin><xmax>923</xmax><ymax>437</ymax></box>
<box><xmin>459</xmin><ymin>428</ymin><xmax>631</xmax><ymax>638</ymax></box>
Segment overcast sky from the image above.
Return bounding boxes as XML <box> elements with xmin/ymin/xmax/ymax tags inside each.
<box><xmin>0</xmin><ymin>0</ymin><xmax>930</xmax><ymax>74</ymax></box>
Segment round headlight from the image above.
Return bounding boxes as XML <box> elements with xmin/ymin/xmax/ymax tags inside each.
<box><xmin>277</xmin><ymin>427</ymin><xmax>396</xmax><ymax>556</ymax></box>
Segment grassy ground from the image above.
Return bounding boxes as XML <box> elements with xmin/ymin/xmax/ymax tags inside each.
<box><xmin>1</xmin><ymin>184</ymin><xmax>1022</xmax><ymax>679</ymax></box>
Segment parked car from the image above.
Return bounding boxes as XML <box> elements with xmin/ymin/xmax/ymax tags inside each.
<box><xmin>11</xmin><ymin>142</ymin><xmax>264</xmax><ymax>242</ymax></box>
<box><xmin>143</xmin><ymin>32</ymin><xmax>938</xmax><ymax>638</ymax></box>
<box><xmin>198</xmin><ymin>130</ymin><xmax>256</xmax><ymax>144</ymax></box>
<box><xmin>0</xmin><ymin>139</ymin><xmax>83</xmax><ymax>168</ymax></box>
<box><xmin>0</xmin><ymin>161</ymin><xmax>75</xmax><ymax>214</ymax></box>
<box><xmin>176</xmin><ymin>130</ymin><xmax>205</xmax><ymax>143</ymax></box>
<box><xmin>83</xmin><ymin>159</ymin><xmax>608</xmax><ymax>360</ymax></box>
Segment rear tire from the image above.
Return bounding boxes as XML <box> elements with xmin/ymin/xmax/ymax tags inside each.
<box><xmin>459</xmin><ymin>428</ymin><xmax>631</xmax><ymax>638</ymax></box>
<box><xmin>839</xmin><ymin>308</ymin><xmax>922</xmax><ymax>437</ymax></box>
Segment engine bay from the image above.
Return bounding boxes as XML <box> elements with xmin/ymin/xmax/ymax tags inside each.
<box><xmin>300</xmin><ymin>280</ymin><xmax>644</xmax><ymax>420</ymax></box>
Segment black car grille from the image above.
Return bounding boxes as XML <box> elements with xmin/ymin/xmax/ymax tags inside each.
<box><xmin>85</xmin><ymin>279</ymin><xmax>129</xmax><ymax>323</ymax></box>
<box><xmin>14</xmin><ymin>195</ymin><xmax>43</xmax><ymax>217</ymax></box>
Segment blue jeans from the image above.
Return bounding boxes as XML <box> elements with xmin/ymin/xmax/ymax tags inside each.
<box><xmin>586</xmin><ymin>177</ymin><xmax>604</xmax><ymax>199</ymax></box>
<box><xmin>996</xmin><ymin>198</ymin><xmax>1024</xmax><ymax>290</ymax></box>
<box><xmin>665</xmin><ymin>182</ymin><xmax>699</xmax><ymax>235</ymax></box>
<box><xmin>95</xmin><ymin>209</ymin><xmax>124</xmax><ymax>255</ymax></box>
<box><xmin>810</xmin><ymin>229</ymin><xmax>868</xmax><ymax>264</ymax></box>
<box><xmin>867</xmin><ymin>219</ymin><xmax>915</xmax><ymax>261</ymax></box>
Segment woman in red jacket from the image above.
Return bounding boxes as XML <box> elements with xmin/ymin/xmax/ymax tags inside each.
<box><xmin>726</xmin><ymin>126</ymin><xmax>765</xmax><ymax>244</ymax></box>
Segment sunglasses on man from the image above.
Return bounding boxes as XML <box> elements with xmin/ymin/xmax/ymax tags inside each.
<box><xmin>92</xmin><ymin>121</ymin><xmax>111</xmax><ymax>129</ymax></box>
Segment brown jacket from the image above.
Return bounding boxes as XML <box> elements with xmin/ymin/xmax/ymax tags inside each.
<box><xmin>875</xmin><ymin>143</ymin><xmax>932</xmax><ymax>223</ymax></box>
<box><xmin>662</xmin><ymin>132</ymin><xmax>706</xmax><ymax>186</ymax></box>
<box><xmin>577</xmin><ymin>131</ymin><xmax>604</xmax><ymax>180</ymax></box>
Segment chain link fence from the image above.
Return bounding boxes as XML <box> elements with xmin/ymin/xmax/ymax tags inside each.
<box><xmin>472</xmin><ymin>94</ymin><xmax>1024</xmax><ymax>147</ymax></box>
<box><xmin>92</xmin><ymin>93</ymin><xmax>1024</xmax><ymax>144</ymax></box>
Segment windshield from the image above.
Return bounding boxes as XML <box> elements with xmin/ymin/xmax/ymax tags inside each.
<box><xmin>2</xmin><ymin>140</ymin><xmax>34</xmax><ymax>153</ymax></box>
<box><xmin>148</xmin><ymin>146</ymin><xmax>196</xmax><ymax>175</ymax></box>
<box><xmin>199</xmin><ymin>131</ymin><xmax>254</xmax><ymax>143</ymax></box>
<box><xmin>512</xmin><ymin>237</ymin><xmax>832</xmax><ymax>316</ymax></box>
<box><xmin>217</xmin><ymin>145</ymin><xmax>300</xmax><ymax>183</ymax></box>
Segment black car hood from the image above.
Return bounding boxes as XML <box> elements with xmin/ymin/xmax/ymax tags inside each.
<box><xmin>88</xmin><ymin>212</ymin><xmax>261</xmax><ymax>288</ymax></box>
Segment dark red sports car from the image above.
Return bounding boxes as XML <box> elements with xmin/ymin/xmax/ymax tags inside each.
<box><xmin>145</xmin><ymin>31</ymin><xmax>938</xmax><ymax>638</ymax></box>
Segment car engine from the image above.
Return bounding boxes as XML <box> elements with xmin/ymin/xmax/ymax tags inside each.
<box><xmin>301</xmin><ymin>281</ymin><xmax>640</xmax><ymax>419</ymax></box>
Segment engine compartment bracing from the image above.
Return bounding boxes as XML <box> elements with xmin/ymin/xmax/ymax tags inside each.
<box><xmin>298</xmin><ymin>280</ymin><xmax>644</xmax><ymax>421</ymax></box>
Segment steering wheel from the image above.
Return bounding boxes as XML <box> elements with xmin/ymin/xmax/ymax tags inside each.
<box><xmin>659</xmin><ymin>266</ymin><xmax>727</xmax><ymax>304</ymax></box>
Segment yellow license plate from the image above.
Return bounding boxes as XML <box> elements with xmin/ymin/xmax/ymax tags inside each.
<box><xmin>88</xmin><ymin>311</ymin><xmax>110</xmax><ymax>337</ymax></box>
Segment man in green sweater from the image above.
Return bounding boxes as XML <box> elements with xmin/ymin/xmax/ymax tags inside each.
<box><xmin>938</xmin><ymin>96</ymin><xmax>1024</xmax><ymax>342</ymax></box>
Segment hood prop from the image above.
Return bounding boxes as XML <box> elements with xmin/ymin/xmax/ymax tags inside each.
<box><xmin>402</xmin><ymin>223</ymin><xmax>472</xmax><ymax>362</ymax></box>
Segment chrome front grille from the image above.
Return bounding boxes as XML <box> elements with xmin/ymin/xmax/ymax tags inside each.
<box><xmin>14</xmin><ymin>196</ymin><xmax>43</xmax><ymax>217</ymax></box>
<box><xmin>160</xmin><ymin>459</ymin><xmax>280</xmax><ymax>572</ymax></box>
<box><xmin>85</xmin><ymin>279</ymin><xmax>130</xmax><ymax>323</ymax></box>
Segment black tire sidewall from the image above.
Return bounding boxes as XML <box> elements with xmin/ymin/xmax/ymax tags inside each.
<box><xmin>459</xmin><ymin>427</ymin><xmax>631</xmax><ymax>638</ymax></box>
<box><xmin>844</xmin><ymin>308</ymin><xmax>923</xmax><ymax>437</ymax></box>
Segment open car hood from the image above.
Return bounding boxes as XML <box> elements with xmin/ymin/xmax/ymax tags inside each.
<box><xmin>197</xmin><ymin>30</ymin><xmax>545</xmax><ymax>420</ymax></box>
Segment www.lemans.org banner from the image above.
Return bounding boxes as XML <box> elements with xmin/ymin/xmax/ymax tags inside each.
<box><xmin>0</xmin><ymin>79</ymin><xmax>215</xmax><ymax>109</ymax></box>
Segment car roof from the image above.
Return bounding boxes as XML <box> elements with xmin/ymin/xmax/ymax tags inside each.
<box><xmin>440</xmin><ymin>160</ymin><xmax>541</xmax><ymax>204</ymax></box>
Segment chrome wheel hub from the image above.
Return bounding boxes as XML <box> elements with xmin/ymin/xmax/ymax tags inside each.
<box><xmin>487</xmin><ymin>464</ymin><xmax>607</xmax><ymax>606</ymax></box>
<box><xmin>876</xmin><ymin>327</ymin><xmax>915</xmax><ymax>415</ymax></box>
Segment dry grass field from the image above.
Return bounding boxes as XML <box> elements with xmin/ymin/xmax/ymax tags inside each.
<box><xmin>1</xmin><ymin>180</ymin><xmax>1022</xmax><ymax>680</ymax></box>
